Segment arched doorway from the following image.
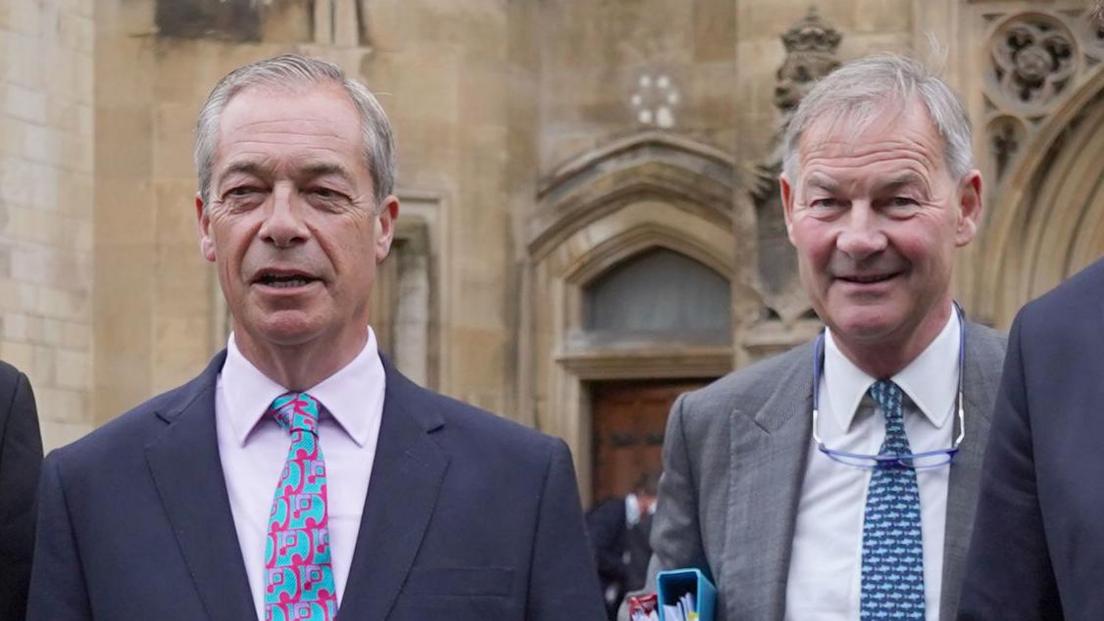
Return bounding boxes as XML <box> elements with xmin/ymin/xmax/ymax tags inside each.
<box><xmin>973</xmin><ymin>65</ymin><xmax>1104</xmax><ymax>327</ymax></box>
<box><xmin>522</xmin><ymin>132</ymin><xmax>737</xmax><ymax>504</ymax></box>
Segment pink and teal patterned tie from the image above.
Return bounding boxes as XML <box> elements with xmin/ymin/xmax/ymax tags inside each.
<box><xmin>264</xmin><ymin>392</ymin><xmax>339</xmax><ymax>621</ymax></box>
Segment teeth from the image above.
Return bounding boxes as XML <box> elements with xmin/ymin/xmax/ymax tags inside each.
<box><xmin>849</xmin><ymin>274</ymin><xmax>892</xmax><ymax>283</ymax></box>
<box><xmin>261</xmin><ymin>276</ymin><xmax>311</xmax><ymax>288</ymax></box>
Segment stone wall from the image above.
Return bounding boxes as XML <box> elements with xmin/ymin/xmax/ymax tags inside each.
<box><xmin>17</xmin><ymin>0</ymin><xmax>1101</xmax><ymax>456</ymax></box>
<box><xmin>1</xmin><ymin>0</ymin><xmax>95</xmax><ymax>450</ymax></box>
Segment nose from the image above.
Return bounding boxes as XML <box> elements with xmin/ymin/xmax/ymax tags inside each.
<box><xmin>258</xmin><ymin>185</ymin><xmax>309</xmax><ymax>248</ymax></box>
<box><xmin>835</xmin><ymin>202</ymin><xmax>887</xmax><ymax>260</ymax></box>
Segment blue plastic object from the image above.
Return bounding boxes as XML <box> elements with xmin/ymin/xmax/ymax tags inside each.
<box><xmin>656</xmin><ymin>567</ymin><xmax>716</xmax><ymax>621</ymax></box>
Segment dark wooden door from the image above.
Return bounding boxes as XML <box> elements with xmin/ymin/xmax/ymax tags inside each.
<box><xmin>590</xmin><ymin>379</ymin><xmax>711</xmax><ymax>505</ymax></box>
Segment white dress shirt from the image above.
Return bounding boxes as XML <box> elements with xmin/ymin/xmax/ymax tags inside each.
<box><xmin>785</xmin><ymin>308</ymin><xmax>959</xmax><ymax>621</ymax></box>
<box><xmin>215</xmin><ymin>330</ymin><xmax>386</xmax><ymax>621</ymax></box>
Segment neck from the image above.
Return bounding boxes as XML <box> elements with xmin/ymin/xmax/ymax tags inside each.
<box><xmin>233</xmin><ymin>326</ymin><xmax>369</xmax><ymax>391</ymax></box>
<box><xmin>832</xmin><ymin>300</ymin><xmax>954</xmax><ymax>379</ymax></box>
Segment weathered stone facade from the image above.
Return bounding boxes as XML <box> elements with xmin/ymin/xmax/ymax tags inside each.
<box><xmin>4</xmin><ymin>0</ymin><xmax>1103</xmax><ymax>503</ymax></box>
<box><xmin>1</xmin><ymin>0</ymin><xmax>95</xmax><ymax>448</ymax></box>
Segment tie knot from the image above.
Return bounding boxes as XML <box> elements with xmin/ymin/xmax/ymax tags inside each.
<box><xmin>867</xmin><ymin>380</ymin><xmax>903</xmax><ymax>422</ymax></box>
<box><xmin>269</xmin><ymin>392</ymin><xmax>322</xmax><ymax>435</ymax></box>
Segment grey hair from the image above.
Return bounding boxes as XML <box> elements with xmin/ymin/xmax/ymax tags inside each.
<box><xmin>782</xmin><ymin>54</ymin><xmax>974</xmax><ymax>182</ymax></box>
<box><xmin>194</xmin><ymin>54</ymin><xmax>396</xmax><ymax>207</ymax></box>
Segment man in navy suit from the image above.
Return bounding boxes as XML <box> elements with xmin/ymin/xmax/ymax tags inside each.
<box><xmin>27</xmin><ymin>54</ymin><xmax>604</xmax><ymax>621</ymax></box>
<box><xmin>0</xmin><ymin>360</ymin><xmax>41</xmax><ymax>620</ymax></box>
<box><xmin>957</xmin><ymin>256</ymin><xmax>1104</xmax><ymax>620</ymax></box>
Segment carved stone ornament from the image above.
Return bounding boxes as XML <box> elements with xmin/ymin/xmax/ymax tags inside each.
<box><xmin>747</xmin><ymin>7</ymin><xmax>842</xmax><ymax>328</ymax></box>
<box><xmin>991</xmin><ymin>14</ymin><xmax>1078</xmax><ymax>111</ymax></box>
<box><xmin>988</xmin><ymin>115</ymin><xmax>1027</xmax><ymax>181</ymax></box>
<box><xmin>774</xmin><ymin>7</ymin><xmax>843</xmax><ymax>114</ymax></box>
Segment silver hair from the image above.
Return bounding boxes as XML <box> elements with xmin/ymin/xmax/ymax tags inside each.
<box><xmin>782</xmin><ymin>54</ymin><xmax>974</xmax><ymax>182</ymax></box>
<box><xmin>193</xmin><ymin>54</ymin><xmax>396</xmax><ymax>208</ymax></box>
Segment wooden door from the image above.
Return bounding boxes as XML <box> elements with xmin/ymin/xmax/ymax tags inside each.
<box><xmin>590</xmin><ymin>379</ymin><xmax>711</xmax><ymax>505</ymax></box>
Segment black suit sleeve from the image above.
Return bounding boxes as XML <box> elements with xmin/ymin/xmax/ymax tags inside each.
<box><xmin>958</xmin><ymin>312</ymin><xmax>1063</xmax><ymax>620</ymax></box>
<box><xmin>526</xmin><ymin>439</ymin><xmax>607</xmax><ymax>620</ymax></box>
<box><xmin>586</xmin><ymin>499</ymin><xmax>627</xmax><ymax>582</ymax></box>
<box><xmin>26</xmin><ymin>455</ymin><xmax>92</xmax><ymax>621</ymax></box>
<box><xmin>0</xmin><ymin>367</ymin><xmax>42</xmax><ymax>621</ymax></box>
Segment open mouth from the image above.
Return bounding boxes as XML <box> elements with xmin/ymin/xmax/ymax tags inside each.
<box><xmin>253</xmin><ymin>270</ymin><xmax>320</xmax><ymax>289</ymax></box>
<box><xmin>837</xmin><ymin>272</ymin><xmax>900</xmax><ymax>285</ymax></box>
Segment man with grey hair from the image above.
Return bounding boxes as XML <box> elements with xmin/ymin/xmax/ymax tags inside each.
<box><xmin>27</xmin><ymin>54</ymin><xmax>605</xmax><ymax>621</ymax></box>
<box><xmin>623</xmin><ymin>54</ymin><xmax>1005</xmax><ymax>621</ymax></box>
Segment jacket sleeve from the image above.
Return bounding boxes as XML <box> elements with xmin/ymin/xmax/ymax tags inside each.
<box><xmin>586</xmin><ymin>499</ymin><xmax>627</xmax><ymax>581</ymax></box>
<box><xmin>957</xmin><ymin>311</ymin><xmax>1063</xmax><ymax>620</ymax></box>
<box><xmin>526</xmin><ymin>438</ymin><xmax>607</xmax><ymax>620</ymax></box>
<box><xmin>0</xmin><ymin>368</ymin><xmax>42</xmax><ymax>620</ymax></box>
<box><xmin>26</xmin><ymin>454</ymin><xmax>94</xmax><ymax>621</ymax></box>
<box><xmin>618</xmin><ymin>394</ymin><xmax>708</xmax><ymax>620</ymax></box>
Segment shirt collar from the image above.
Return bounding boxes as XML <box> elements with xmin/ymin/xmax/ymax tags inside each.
<box><xmin>220</xmin><ymin>328</ymin><xmax>386</xmax><ymax>447</ymax></box>
<box><xmin>823</xmin><ymin>306</ymin><xmax>960</xmax><ymax>432</ymax></box>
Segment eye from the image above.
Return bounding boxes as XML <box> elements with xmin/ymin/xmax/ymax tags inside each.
<box><xmin>889</xmin><ymin>196</ymin><xmax>919</xmax><ymax>207</ymax></box>
<box><xmin>219</xmin><ymin>185</ymin><xmax>266</xmax><ymax>208</ymax></box>
<box><xmin>225</xmin><ymin>186</ymin><xmax>260</xmax><ymax>197</ymax></box>
<box><xmin>809</xmin><ymin>197</ymin><xmax>846</xmax><ymax>210</ymax></box>
<box><xmin>307</xmin><ymin>187</ymin><xmax>349</xmax><ymax>202</ymax></box>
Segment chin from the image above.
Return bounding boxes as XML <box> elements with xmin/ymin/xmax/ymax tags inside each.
<box><xmin>249</xmin><ymin>311</ymin><xmax>326</xmax><ymax>347</ymax></box>
<box><xmin>830</xmin><ymin>307</ymin><xmax>904</xmax><ymax>343</ymax></box>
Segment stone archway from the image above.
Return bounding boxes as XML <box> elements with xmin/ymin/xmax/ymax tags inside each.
<box><xmin>974</xmin><ymin>65</ymin><xmax>1104</xmax><ymax>327</ymax></box>
<box><xmin>521</xmin><ymin>132</ymin><xmax>737</xmax><ymax>503</ymax></box>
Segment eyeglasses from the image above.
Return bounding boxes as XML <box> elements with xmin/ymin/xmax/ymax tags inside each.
<box><xmin>810</xmin><ymin>303</ymin><xmax>966</xmax><ymax>471</ymax></box>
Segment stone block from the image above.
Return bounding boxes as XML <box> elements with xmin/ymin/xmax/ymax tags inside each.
<box><xmin>55</xmin><ymin>348</ymin><xmax>90</xmax><ymax>390</ymax></box>
<box><xmin>96</xmin><ymin>106</ymin><xmax>154</xmax><ymax>177</ymax></box>
<box><xmin>3</xmin><ymin>83</ymin><xmax>48</xmax><ymax>125</ymax></box>
<box><xmin>0</xmin><ymin>156</ymin><xmax>34</xmax><ymax>206</ymax></box>
<box><xmin>39</xmin><ymin>419</ymin><xmax>92</xmax><ymax>452</ymax></box>
<box><xmin>2</xmin><ymin>312</ymin><xmax>29</xmax><ymax>341</ymax></box>
<box><xmin>38</xmin><ymin>286</ymin><xmax>88</xmax><ymax>322</ymax></box>
<box><xmin>0</xmin><ymin>339</ymin><xmax>34</xmax><ymax>371</ymax></box>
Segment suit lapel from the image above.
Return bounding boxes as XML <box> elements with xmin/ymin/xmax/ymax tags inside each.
<box><xmin>338</xmin><ymin>361</ymin><xmax>449</xmax><ymax>620</ymax></box>
<box><xmin>145</xmin><ymin>352</ymin><xmax>256</xmax><ymax>621</ymax></box>
<box><xmin>940</xmin><ymin>324</ymin><xmax>1004</xmax><ymax>619</ymax></box>
<box><xmin>725</xmin><ymin>343</ymin><xmax>815</xmax><ymax>621</ymax></box>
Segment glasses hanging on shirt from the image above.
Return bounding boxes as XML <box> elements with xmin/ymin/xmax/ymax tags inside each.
<box><xmin>810</xmin><ymin>302</ymin><xmax>967</xmax><ymax>471</ymax></box>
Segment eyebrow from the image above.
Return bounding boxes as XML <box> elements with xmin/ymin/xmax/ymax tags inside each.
<box><xmin>219</xmin><ymin>161</ymin><xmax>269</xmax><ymax>182</ymax></box>
<box><xmin>804</xmin><ymin>173</ymin><xmax>840</xmax><ymax>193</ymax></box>
<box><xmin>298</xmin><ymin>162</ymin><xmax>355</xmax><ymax>184</ymax></box>
<box><xmin>216</xmin><ymin>160</ymin><xmax>356</xmax><ymax>185</ymax></box>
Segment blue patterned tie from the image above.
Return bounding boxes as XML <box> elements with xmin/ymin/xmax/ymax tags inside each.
<box><xmin>860</xmin><ymin>380</ymin><xmax>925</xmax><ymax>620</ymax></box>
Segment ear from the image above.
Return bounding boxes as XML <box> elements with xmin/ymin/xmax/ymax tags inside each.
<box><xmin>780</xmin><ymin>173</ymin><xmax>798</xmax><ymax>244</ymax></box>
<box><xmin>374</xmin><ymin>195</ymin><xmax>401</xmax><ymax>263</ymax></box>
<box><xmin>954</xmin><ymin>170</ymin><xmax>983</xmax><ymax>247</ymax></box>
<box><xmin>196</xmin><ymin>193</ymin><xmax>216</xmax><ymax>262</ymax></box>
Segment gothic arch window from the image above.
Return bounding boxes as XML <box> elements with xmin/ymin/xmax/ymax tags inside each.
<box><xmin>582</xmin><ymin>248</ymin><xmax>731</xmax><ymax>346</ymax></box>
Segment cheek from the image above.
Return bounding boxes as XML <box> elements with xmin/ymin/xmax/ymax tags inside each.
<box><xmin>790</xmin><ymin>222</ymin><xmax>835</xmax><ymax>271</ymax></box>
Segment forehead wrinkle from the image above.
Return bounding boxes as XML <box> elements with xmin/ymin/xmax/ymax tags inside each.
<box><xmin>801</xmin><ymin>143</ymin><xmax>937</xmax><ymax>179</ymax></box>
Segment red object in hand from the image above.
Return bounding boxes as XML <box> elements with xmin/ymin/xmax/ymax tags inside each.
<box><xmin>627</xmin><ymin>593</ymin><xmax>658</xmax><ymax>621</ymax></box>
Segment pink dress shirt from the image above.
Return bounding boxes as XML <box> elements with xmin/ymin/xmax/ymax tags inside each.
<box><xmin>215</xmin><ymin>330</ymin><xmax>386</xmax><ymax>620</ymax></box>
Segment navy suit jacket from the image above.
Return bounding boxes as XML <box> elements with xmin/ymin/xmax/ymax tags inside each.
<box><xmin>959</xmin><ymin>258</ymin><xmax>1104</xmax><ymax>620</ymax></box>
<box><xmin>27</xmin><ymin>352</ymin><xmax>605</xmax><ymax>620</ymax></box>
<box><xmin>0</xmin><ymin>361</ymin><xmax>41</xmax><ymax>621</ymax></box>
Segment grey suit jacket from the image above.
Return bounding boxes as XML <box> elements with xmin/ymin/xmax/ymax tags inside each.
<box><xmin>624</xmin><ymin>322</ymin><xmax>1005</xmax><ymax>621</ymax></box>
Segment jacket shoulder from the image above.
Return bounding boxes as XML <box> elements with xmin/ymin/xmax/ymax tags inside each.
<box><xmin>413</xmin><ymin>384</ymin><xmax>564</xmax><ymax>462</ymax></box>
<box><xmin>1018</xmin><ymin>257</ymin><xmax>1104</xmax><ymax>327</ymax></box>
<box><xmin>47</xmin><ymin>372</ymin><xmax>209</xmax><ymax>467</ymax></box>
<box><xmin>677</xmin><ymin>342</ymin><xmax>812</xmax><ymax>424</ymax></box>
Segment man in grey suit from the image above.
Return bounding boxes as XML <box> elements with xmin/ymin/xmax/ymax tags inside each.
<box><xmin>627</xmin><ymin>55</ymin><xmax>1006</xmax><ymax>621</ymax></box>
